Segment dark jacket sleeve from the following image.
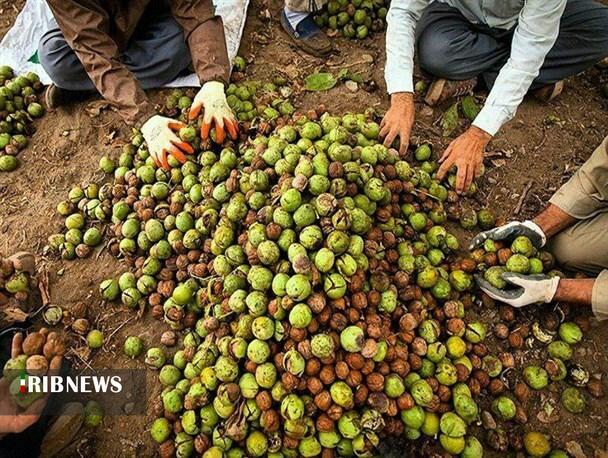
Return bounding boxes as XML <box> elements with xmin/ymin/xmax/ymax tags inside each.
<box><xmin>46</xmin><ymin>0</ymin><xmax>156</xmax><ymax>126</ymax></box>
<box><xmin>169</xmin><ymin>0</ymin><xmax>231</xmax><ymax>86</ymax></box>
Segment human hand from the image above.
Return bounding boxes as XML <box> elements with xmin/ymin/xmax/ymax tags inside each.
<box><xmin>188</xmin><ymin>81</ymin><xmax>239</xmax><ymax>144</ymax></box>
<box><xmin>437</xmin><ymin>126</ymin><xmax>492</xmax><ymax>194</ymax></box>
<box><xmin>475</xmin><ymin>272</ymin><xmax>560</xmax><ymax>308</ymax></box>
<box><xmin>380</xmin><ymin>92</ymin><xmax>415</xmax><ymax>156</ymax></box>
<box><xmin>469</xmin><ymin>220</ymin><xmax>547</xmax><ymax>250</ymax></box>
<box><xmin>0</xmin><ymin>332</ymin><xmax>62</xmax><ymax>437</ymax></box>
<box><xmin>141</xmin><ymin>115</ymin><xmax>194</xmax><ymax>170</ymax></box>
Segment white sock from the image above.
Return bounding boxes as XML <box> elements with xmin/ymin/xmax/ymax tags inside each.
<box><xmin>284</xmin><ymin>6</ymin><xmax>310</xmax><ymax>29</ymax></box>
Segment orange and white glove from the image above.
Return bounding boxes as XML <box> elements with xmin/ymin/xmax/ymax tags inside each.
<box><xmin>141</xmin><ymin>115</ymin><xmax>194</xmax><ymax>170</ymax></box>
<box><xmin>188</xmin><ymin>81</ymin><xmax>239</xmax><ymax>144</ymax></box>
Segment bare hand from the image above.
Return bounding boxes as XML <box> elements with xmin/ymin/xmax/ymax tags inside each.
<box><xmin>0</xmin><ymin>332</ymin><xmax>62</xmax><ymax>437</ymax></box>
<box><xmin>380</xmin><ymin>92</ymin><xmax>415</xmax><ymax>156</ymax></box>
<box><xmin>437</xmin><ymin>126</ymin><xmax>492</xmax><ymax>194</ymax></box>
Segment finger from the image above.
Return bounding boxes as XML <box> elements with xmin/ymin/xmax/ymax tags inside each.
<box><xmin>11</xmin><ymin>333</ymin><xmax>23</xmax><ymax>358</ymax></box>
<box><xmin>436</xmin><ymin>156</ymin><xmax>454</xmax><ymax>181</ymax></box>
<box><xmin>200</xmin><ymin>122</ymin><xmax>211</xmax><ymax>141</ymax></box>
<box><xmin>456</xmin><ymin>163</ymin><xmax>469</xmax><ymax>194</ymax></box>
<box><xmin>474</xmin><ymin>159</ymin><xmax>483</xmax><ymax>178</ymax></box>
<box><xmin>379</xmin><ymin>116</ymin><xmax>387</xmax><ymax>130</ymax></box>
<box><xmin>224</xmin><ymin>118</ymin><xmax>239</xmax><ymax>140</ymax></box>
<box><xmin>462</xmin><ymin>165</ymin><xmax>474</xmax><ymax>194</ymax></box>
<box><xmin>39</xmin><ymin>328</ymin><xmax>48</xmax><ymax>337</ymax></box>
<box><xmin>438</xmin><ymin>144</ymin><xmax>453</xmax><ymax>163</ymax></box>
<box><xmin>398</xmin><ymin>137</ymin><xmax>408</xmax><ymax>156</ymax></box>
<box><xmin>159</xmin><ymin>150</ymin><xmax>170</xmax><ymax>170</ymax></box>
<box><xmin>168</xmin><ymin>145</ymin><xmax>188</xmax><ymax>164</ymax></box>
<box><xmin>474</xmin><ymin>275</ymin><xmax>511</xmax><ymax>300</ymax></box>
<box><xmin>379</xmin><ymin>121</ymin><xmax>390</xmax><ymax>139</ymax></box>
<box><xmin>383</xmin><ymin>127</ymin><xmax>398</xmax><ymax>149</ymax></box>
<box><xmin>167</xmin><ymin>120</ymin><xmax>187</xmax><ymax>131</ymax></box>
<box><xmin>171</xmin><ymin>140</ymin><xmax>194</xmax><ymax>155</ymax></box>
<box><xmin>188</xmin><ymin>103</ymin><xmax>202</xmax><ymax>121</ymax></box>
<box><xmin>214</xmin><ymin>123</ymin><xmax>226</xmax><ymax>144</ymax></box>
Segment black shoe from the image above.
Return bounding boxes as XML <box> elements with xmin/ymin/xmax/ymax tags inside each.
<box><xmin>280</xmin><ymin>10</ymin><xmax>333</xmax><ymax>57</ymax></box>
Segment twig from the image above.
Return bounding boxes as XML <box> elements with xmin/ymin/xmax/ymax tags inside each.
<box><xmin>514</xmin><ymin>180</ymin><xmax>533</xmax><ymax>214</ymax></box>
<box><xmin>106</xmin><ymin>316</ymin><xmax>136</xmax><ymax>343</ymax></box>
<box><xmin>327</xmin><ymin>58</ymin><xmax>374</xmax><ymax>69</ymax></box>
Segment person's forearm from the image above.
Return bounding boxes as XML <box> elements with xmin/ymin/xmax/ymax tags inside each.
<box><xmin>391</xmin><ymin>92</ymin><xmax>413</xmax><ymax>104</ymax></box>
<box><xmin>532</xmin><ymin>203</ymin><xmax>577</xmax><ymax>238</ymax></box>
<box><xmin>384</xmin><ymin>1</ymin><xmax>427</xmax><ymax>94</ymax></box>
<box><xmin>553</xmin><ymin>278</ymin><xmax>595</xmax><ymax>305</ymax></box>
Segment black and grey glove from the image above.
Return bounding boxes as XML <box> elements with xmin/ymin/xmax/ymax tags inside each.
<box><xmin>469</xmin><ymin>221</ymin><xmax>546</xmax><ymax>250</ymax></box>
<box><xmin>475</xmin><ymin>272</ymin><xmax>559</xmax><ymax>308</ymax></box>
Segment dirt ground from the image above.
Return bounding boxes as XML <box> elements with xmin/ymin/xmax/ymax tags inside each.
<box><xmin>1</xmin><ymin>0</ymin><xmax>608</xmax><ymax>456</ymax></box>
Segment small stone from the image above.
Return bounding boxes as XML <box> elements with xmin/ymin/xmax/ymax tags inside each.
<box><xmin>123</xmin><ymin>402</ymin><xmax>135</xmax><ymax>414</ymax></box>
<box><xmin>345</xmin><ymin>81</ymin><xmax>358</xmax><ymax>92</ymax></box>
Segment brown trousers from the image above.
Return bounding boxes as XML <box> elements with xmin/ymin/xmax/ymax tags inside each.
<box><xmin>549</xmin><ymin>136</ymin><xmax>608</xmax><ymax>320</ymax></box>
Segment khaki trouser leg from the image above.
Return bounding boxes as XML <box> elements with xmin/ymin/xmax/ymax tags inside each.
<box><xmin>547</xmin><ymin>212</ymin><xmax>608</xmax><ymax>321</ymax></box>
<box><xmin>284</xmin><ymin>0</ymin><xmax>328</xmax><ymax>13</ymax></box>
<box><xmin>549</xmin><ymin>136</ymin><xmax>608</xmax><ymax>219</ymax></box>
<box><xmin>548</xmin><ymin>135</ymin><xmax>608</xmax><ymax>320</ymax></box>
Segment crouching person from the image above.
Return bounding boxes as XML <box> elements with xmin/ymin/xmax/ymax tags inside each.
<box><xmin>38</xmin><ymin>0</ymin><xmax>238</xmax><ymax>168</ymax></box>
<box><xmin>473</xmin><ymin>137</ymin><xmax>608</xmax><ymax>320</ymax></box>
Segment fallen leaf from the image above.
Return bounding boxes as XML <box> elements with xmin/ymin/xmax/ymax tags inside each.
<box><xmin>536</xmin><ymin>410</ymin><xmax>560</xmax><ymax>423</ymax></box>
<box><xmin>304</xmin><ymin>73</ymin><xmax>337</xmax><ymax>91</ymax></box>
<box><xmin>85</xmin><ymin>100</ymin><xmax>110</xmax><ymax>117</ymax></box>
<box><xmin>566</xmin><ymin>441</ymin><xmax>587</xmax><ymax>458</ymax></box>
<box><xmin>441</xmin><ymin>103</ymin><xmax>460</xmax><ymax>137</ymax></box>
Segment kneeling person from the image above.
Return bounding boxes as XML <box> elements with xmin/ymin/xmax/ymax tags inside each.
<box><xmin>39</xmin><ymin>0</ymin><xmax>238</xmax><ymax>169</ymax></box>
<box><xmin>473</xmin><ymin>137</ymin><xmax>608</xmax><ymax>321</ymax></box>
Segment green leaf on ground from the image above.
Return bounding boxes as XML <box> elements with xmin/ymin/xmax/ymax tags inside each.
<box><xmin>442</xmin><ymin>102</ymin><xmax>460</xmax><ymax>137</ymax></box>
<box><xmin>304</xmin><ymin>73</ymin><xmax>337</xmax><ymax>91</ymax></box>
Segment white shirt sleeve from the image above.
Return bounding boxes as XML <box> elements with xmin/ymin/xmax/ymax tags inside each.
<box><xmin>473</xmin><ymin>0</ymin><xmax>567</xmax><ymax>136</ymax></box>
<box><xmin>384</xmin><ymin>0</ymin><xmax>430</xmax><ymax>95</ymax></box>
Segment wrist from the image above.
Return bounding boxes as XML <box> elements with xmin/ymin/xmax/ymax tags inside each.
<box><xmin>468</xmin><ymin>125</ymin><xmax>492</xmax><ymax>144</ymax></box>
<box><xmin>533</xmin><ymin>204</ymin><xmax>577</xmax><ymax>238</ymax></box>
<box><xmin>391</xmin><ymin>92</ymin><xmax>413</xmax><ymax>105</ymax></box>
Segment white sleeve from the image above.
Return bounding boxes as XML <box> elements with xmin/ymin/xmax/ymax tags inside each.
<box><xmin>384</xmin><ymin>0</ymin><xmax>429</xmax><ymax>94</ymax></box>
<box><xmin>473</xmin><ymin>0</ymin><xmax>567</xmax><ymax>135</ymax></box>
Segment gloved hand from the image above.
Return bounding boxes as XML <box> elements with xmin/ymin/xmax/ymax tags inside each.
<box><xmin>141</xmin><ymin>115</ymin><xmax>194</xmax><ymax>170</ymax></box>
<box><xmin>469</xmin><ymin>220</ymin><xmax>546</xmax><ymax>250</ymax></box>
<box><xmin>189</xmin><ymin>81</ymin><xmax>239</xmax><ymax>144</ymax></box>
<box><xmin>475</xmin><ymin>272</ymin><xmax>560</xmax><ymax>308</ymax></box>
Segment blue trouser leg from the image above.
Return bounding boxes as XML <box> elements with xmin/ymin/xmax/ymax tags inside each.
<box><xmin>416</xmin><ymin>0</ymin><xmax>608</xmax><ymax>90</ymax></box>
<box><xmin>38</xmin><ymin>4</ymin><xmax>191</xmax><ymax>91</ymax></box>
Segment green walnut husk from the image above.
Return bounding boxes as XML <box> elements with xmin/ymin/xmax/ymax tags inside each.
<box><xmin>50</xmin><ymin>103</ymin><xmax>512</xmax><ymax>458</ymax></box>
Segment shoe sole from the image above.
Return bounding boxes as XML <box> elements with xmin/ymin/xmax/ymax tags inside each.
<box><xmin>280</xmin><ymin>14</ymin><xmax>333</xmax><ymax>58</ymax></box>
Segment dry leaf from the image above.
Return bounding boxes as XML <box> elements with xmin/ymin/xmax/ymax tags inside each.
<box><xmin>85</xmin><ymin>100</ymin><xmax>110</xmax><ymax>117</ymax></box>
<box><xmin>566</xmin><ymin>441</ymin><xmax>587</xmax><ymax>458</ymax></box>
